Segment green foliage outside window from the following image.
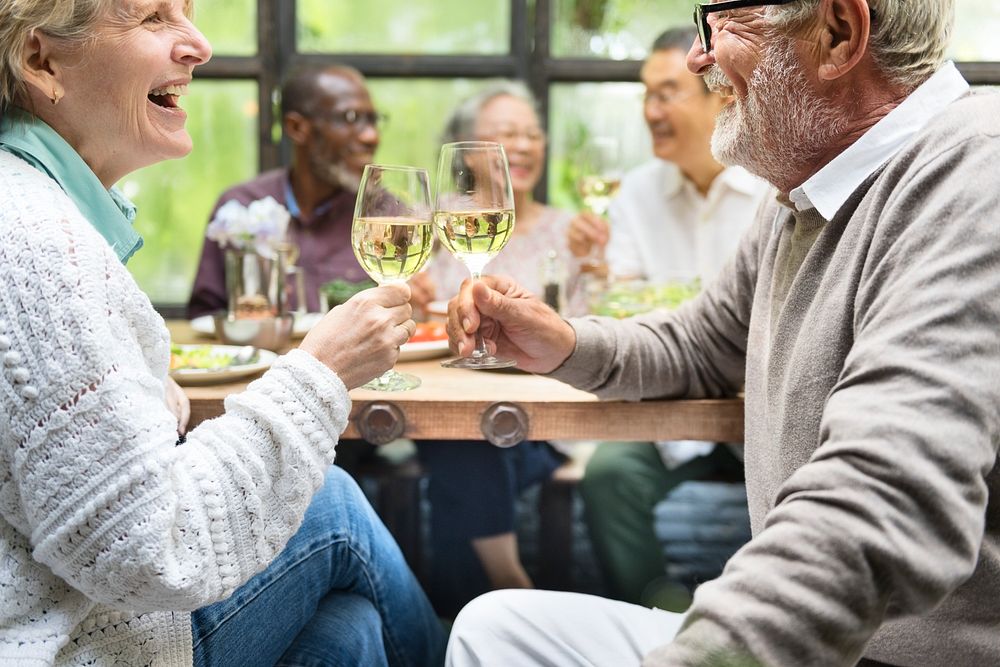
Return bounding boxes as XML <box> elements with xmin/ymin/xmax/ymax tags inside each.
<box><xmin>297</xmin><ymin>0</ymin><xmax>510</xmax><ymax>54</ymax></box>
<box><xmin>193</xmin><ymin>0</ymin><xmax>255</xmax><ymax>56</ymax></box>
<box><xmin>553</xmin><ymin>0</ymin><xmax>693</xmax><ymax>58</ymax></box>
<box><xmin>124</xmin><ymin>81</ymin><xmax>258</xmax><ymax>304</ymax></box>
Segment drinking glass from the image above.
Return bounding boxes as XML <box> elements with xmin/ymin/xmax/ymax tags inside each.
<box><xmin>433</xmin><ymin>141</ymin><xmax>516</xmax><ymax>369</ymax></box>
<box><xmin>351</xmin><ymin>164</ymin><xmax>434</xmax><ymax>390</ymax></box>
<box><xmin>577</xmin><ymin>136</ymin><xmax>623</xmax><ymax>272</ymax></box>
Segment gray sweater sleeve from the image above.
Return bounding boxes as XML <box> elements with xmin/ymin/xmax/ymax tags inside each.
<box><xmin>549</xmin><ymin>205</ymin><xmax>769</xmax><ymax>401</ymax></box>
<box><xmin>645</xmin><ymin>122</ymin><xmax>1000</xmax><ymax>664</ymax></box>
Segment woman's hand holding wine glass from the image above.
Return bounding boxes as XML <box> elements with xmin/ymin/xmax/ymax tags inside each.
<box><xmin>348</xmin><ymin>164</ymin><xmax>434</xmax><ymax>391</ymax></box>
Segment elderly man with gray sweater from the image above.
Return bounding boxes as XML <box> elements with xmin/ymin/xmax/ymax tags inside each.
<box><xmin>443</xmin><ymin>1</ymin><xmax>1000</xmax><ymax>666</ymax></box>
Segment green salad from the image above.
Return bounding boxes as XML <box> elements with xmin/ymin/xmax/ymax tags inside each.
<box><xmin>320</xmin><ymin>278</ymin><xmax>377</xmax><ymax>309</ymax></box>
<box><xmin>170</xmin><ymin>345</ymin><xmax>237</xmax><ymax>371</ymax></box>
<box><xmin>589</xmin><ymin>278</ymin><xmax>702</xmax><ymax>319</ymax></box>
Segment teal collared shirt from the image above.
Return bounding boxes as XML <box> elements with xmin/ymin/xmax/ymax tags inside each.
<box><xmin>0</xmin><ymin>109</ymin><xmax>142</xmax><ymax>264</ymax></box>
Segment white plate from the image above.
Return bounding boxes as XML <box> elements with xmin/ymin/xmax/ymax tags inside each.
<box><xmin>170</xmin><ymin>345</ymin><xmax>277</xmax><ymax>386</ymax></box>
<box><xmin>398</xmin><ymin>339</ymin><xmax>450</xmax><ymax>362</ymax></box>
<box><xmin>189</xmin><ymin>313</ymin><xmax>323</xmax><ymax>339</ymax></box>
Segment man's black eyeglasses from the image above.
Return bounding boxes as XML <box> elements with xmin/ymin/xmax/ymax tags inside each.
<box><xmin>321</xmin><ymin>109</ymin><xmax>388</xmax><ymax>129</ymax></box>
<box><xmin>693</xmin><ymin>0</ymin><xmax>801</xmax><ymax>53</ymax></box>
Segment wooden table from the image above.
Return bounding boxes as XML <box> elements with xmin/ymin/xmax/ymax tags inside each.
<box><xmin>171</xmin><ymin>319</ymin><xmax>744</xmax><ymax>587</ymax></box>
<box><xmin>170</xmin><ymin>320</ymin><xmax>745</xmax><ymax>444</ymax></box>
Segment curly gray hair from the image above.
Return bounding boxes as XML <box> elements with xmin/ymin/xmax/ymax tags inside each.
<box><xmin>769</xmin><ymin>0</ymin><xmax>953</xmax><ymax>90</ymax></box>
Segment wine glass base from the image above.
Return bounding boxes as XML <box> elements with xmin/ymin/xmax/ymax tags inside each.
<box><xmin>361</xmin><ymin>371</ymin><xmax>421</xmax><ymax>391</ymax></box>
<box><xmin>441</xmin><ymin>355</ymin><xmax>517</xmax><ymax>370</ymax></box>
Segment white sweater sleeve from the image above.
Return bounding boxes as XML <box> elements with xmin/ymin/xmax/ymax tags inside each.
<box><xmin>2</xmin><ymin>204</ymin><xmax>350</xmax><ymax>614</ymax></box>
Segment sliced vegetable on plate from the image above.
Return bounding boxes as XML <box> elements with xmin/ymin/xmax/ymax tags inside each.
<box><xmin>409</xmin><ymin>321</ymin><xmax>447</xmax><ymax>343</ymax></box>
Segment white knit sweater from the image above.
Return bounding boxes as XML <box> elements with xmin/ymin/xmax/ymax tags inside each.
<box><xmin>0</xmin><ymin>150</ymin><xmax>352</xmax><ymax>665</ymax></box>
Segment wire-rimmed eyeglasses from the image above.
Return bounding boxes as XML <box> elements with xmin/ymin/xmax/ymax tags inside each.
<box><xmin>693</xmin><ymin>0</ymin><xmax>801</xmax><ymax>53</ymax></box>
<box><xmin>642</xmin><ymin>87</ymin><xmax>698</xmax><ymax>110</ymax></box>
<box><xmin>319</xmin><ymin>108</ymin><xmax>388</xmax><ymax>130</ymax></box>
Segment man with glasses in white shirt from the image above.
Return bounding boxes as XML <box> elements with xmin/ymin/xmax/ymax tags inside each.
<box><xmin>446</xmin><ymin>2</ymin><xmax>1000</xmax><ymax>666</ymax></box>
<box><xmin>569</xmin><ymin>27</ymin><xmax>769</xmax><ymax>613</ymax></box>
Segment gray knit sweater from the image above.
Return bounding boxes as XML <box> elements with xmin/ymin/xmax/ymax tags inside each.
<box><xmin>553</xmin><ymin>92</ymin><xmax>1000</xmax><ymax>666</ymax></box>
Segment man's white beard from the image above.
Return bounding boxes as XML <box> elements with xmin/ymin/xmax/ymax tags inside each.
<box><xmin>308</xmin><ymin>146</ymin><xmax>361</xmax><ymax>193</ymax></box>
<box><xmin>326</xmin><ymin>162</ymin><xmax>361</xmax><ymax>193</ymax></box>
<box><xmin>706</xmin><ymin>38</ymin><xmax>849</xmax><ymax>190</ymax></box>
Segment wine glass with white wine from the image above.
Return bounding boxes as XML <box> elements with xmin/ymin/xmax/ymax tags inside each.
<box><xmin>577</xmin><ymin>136</ymin><xmax>622</xmax><ymax>273</ymax></box>
<box><xmin>351</xmin><ymin>164</ymin><xmax>434</xmax><ymax>390</ymax></box>
<box><xmin>433</xmin><ymin>141</ymin><xmax>516</xmax><ymax>369</ymax></box>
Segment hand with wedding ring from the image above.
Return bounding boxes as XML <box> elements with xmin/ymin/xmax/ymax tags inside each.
<box><xmin>300</xmin><ymin>284</ymin><xmax>415</xmax><ymax>389</ymax></box>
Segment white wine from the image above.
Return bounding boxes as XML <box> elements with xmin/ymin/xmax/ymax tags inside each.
<box><xmin>433</xmin><ymin>209</ymin><xmax>515</xmax><ymax>273</ymax></box>
<box><xmin>353</xmin><ymin>216</ymin><xmax>434</xmax><ymax>284</ymax></box>
<box><xmin>578</xmin><ymin>175</ymin><xmax>621</xmax><ymax>216</ymax></box>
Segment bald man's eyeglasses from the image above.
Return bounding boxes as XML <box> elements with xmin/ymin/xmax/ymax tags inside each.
<box><xmin>318</xmin><ymin>109</ymin><xmax>388</xmax><ymax>130</ymax></box>
<box><xmin>693</xmin><ymin>0</ymin><xmax>801</xmax><ymax>53</ymax></box>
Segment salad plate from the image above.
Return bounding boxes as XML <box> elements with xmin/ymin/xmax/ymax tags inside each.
<box><xmin>169</xmin><ymin>344</ymin><xmax>277</xmax><ymax>386</ymax></box>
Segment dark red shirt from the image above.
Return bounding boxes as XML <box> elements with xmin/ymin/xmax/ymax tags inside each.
<box><xmin>187</xmin><ymin>168</ymin><xmax>368</xmax><ymax>317</ymax></box>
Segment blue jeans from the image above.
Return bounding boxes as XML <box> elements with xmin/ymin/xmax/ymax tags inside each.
<box><xmin>191</xmin><ymin>465</ymin><xmax>446</xmax><ymax>667</ymax></box>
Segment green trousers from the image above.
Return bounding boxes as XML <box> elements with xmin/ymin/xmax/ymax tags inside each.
<box><xmin>579</xmin><ymin>441</ymin><xmax>743</xmax><ymax>607</ymax></box>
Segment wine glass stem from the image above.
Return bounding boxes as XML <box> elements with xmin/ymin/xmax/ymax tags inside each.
<box><xmin>470</xmin><ymin>270</ymin><xmax>489</xmax><ymax>359</ymax></box>
<box><xmin>585</xmin><ymin>205</ymin><xmax>608</xmax><ymax>271</ymax></box>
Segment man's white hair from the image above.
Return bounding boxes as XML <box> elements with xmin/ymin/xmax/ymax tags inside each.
<box><xmin>770</xmin><ymin>0</ymin><xmax>954</xmax><ymax>90</ymax></box>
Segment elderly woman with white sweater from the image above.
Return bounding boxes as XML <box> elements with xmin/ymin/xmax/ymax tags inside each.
<box><xmin>0</xmin><ymin>1</ymin><xmax>443</xmax><ymax>665</ymax></box>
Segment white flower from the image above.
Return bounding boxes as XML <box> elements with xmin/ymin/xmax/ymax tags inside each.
<box><xmin>206</xmin><ymin>196</ymin><xmax>291</xmax><ymax>257</ymax></box>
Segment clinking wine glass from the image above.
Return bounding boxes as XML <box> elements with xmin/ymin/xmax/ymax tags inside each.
<box><xmin>433</xmin><ymin>141</ymin><xmax>516</xmax><ymax>369</ymax></box>
<box><xmin>577</xmin><ymin>136</ymin><xmax>622</xmax><ymax>274</ymax></box>
<box><xmin>351</xmin><ymin>164</ymin><xmax>434</xmax><ymax>391</ymax></box>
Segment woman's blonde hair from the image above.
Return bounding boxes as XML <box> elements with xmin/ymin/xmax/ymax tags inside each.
<box><xmin>770</xmin><ymin>0</ymin><xmax>954</xmax><ymax>90</ymax></box>
<box><xmin>0</xmin><ymin>0</ymin><xmax>194</xmax><ymax>115</ymax></box>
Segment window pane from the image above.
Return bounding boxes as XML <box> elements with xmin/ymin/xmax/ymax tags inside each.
<box><xmin>367</xmin><ymin>78</ymin><xmax>507</xmax><ymax>175</ymax></box>
<box><xmin>195</xmin><ymin>0</ymin><xmax>256</xmax><ymax>56</ymax></box>
<box><xmin>552</xmin><ymin>0</ymin><xmax>692</xmax><ymax>58</ymax></box>
<box><xmin>950</xmin><ymin>1</ymin><xmax>1000</xmax><ymax>60</ymax></box>
<box><xmin>124</xmin><ymin>81</ymin><xmax>259</xmax><ymax>304</ymax></box>
<box><xmin>298</xmin><ymin>0</ymin><xmax>510</xmax><ymax>54</ymax></box>
<box><xmin>547</xmin><ymin>82</ymin><xmax>650</xmax><ymax>210</ymax></box>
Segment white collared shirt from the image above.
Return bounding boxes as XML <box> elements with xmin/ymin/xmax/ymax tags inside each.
<box><xmin>606</xmin><ymin>160</ymin><xmax>771</xmax><ymax>286</ymax></box>
<box><xmin>603</xmin><ymin>159</ymin><xmax>769</xmax><ymax>468</ymax></box>
<box><xmin>789</xmin><ymin>61</ymin><xmax>970</xmax><ymax>220</ymax></box>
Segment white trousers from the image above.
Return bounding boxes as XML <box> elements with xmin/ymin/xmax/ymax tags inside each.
<box><xmin>445</xmin><ymin>589</ymin><xmax>685</xmax><ymax>667</ymax></box>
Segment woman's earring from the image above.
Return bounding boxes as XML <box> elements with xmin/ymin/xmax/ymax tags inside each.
<box><xmin>50</xmin><ymin>87</ymin><xmax>60</xmax><ymax>105</ymax></box>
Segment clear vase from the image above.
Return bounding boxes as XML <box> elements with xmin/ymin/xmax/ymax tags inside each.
<box><xmin>224</xmin><ymin>247</ymin><xmax>290</xmax><ymax>319</ymax></box>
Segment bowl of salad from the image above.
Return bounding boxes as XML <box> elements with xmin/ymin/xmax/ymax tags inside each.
<box><xmin>588</xmin><ymin>277</ymin><xmax>702</xmax><ymax>318</ymax></box>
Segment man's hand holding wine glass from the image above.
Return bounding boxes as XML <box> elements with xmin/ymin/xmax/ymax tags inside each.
<box><xmin>446</xmin><ymin>275</ymin><xmax>576</xmax><ymax>375</ymax></box>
